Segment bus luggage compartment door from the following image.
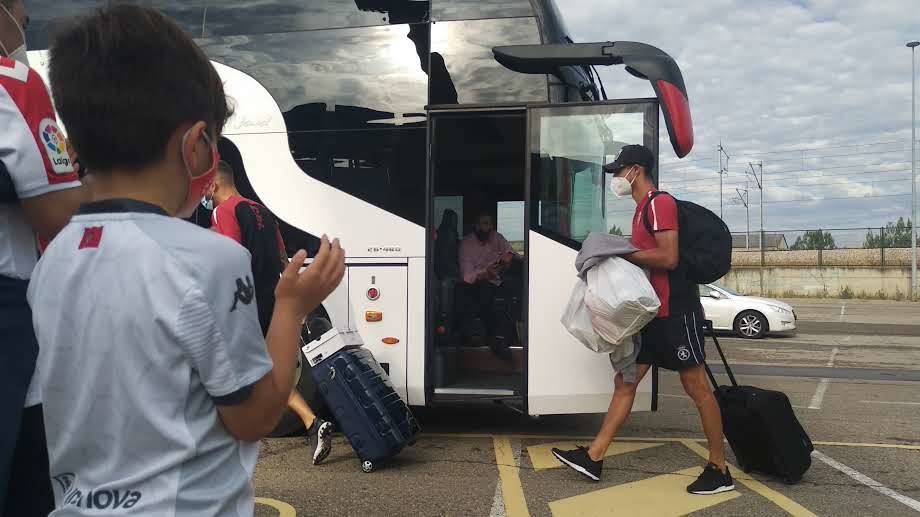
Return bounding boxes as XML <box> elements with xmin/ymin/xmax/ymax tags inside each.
<box><xmin>347</xmin><ymin>265</ymin><xmax>409</xmax><ymax>401</ymax></box>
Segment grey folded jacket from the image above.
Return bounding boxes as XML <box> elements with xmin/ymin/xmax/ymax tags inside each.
<box><xmin>576</xmin><ymin>233</ymin><xmax>637</xmax><ymax>278</ymax></box>
<box><xmin>574</xmin><ymin>232</ymin><xmax>643</xmax><ymax>382</ymax></box>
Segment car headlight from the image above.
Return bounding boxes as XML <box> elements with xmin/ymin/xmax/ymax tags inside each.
<box><xmin>768</xmin><ymin>305</ymin><xmax>792</xmax><ymax>315</ymax></box>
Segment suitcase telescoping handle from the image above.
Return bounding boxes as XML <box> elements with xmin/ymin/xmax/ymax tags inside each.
<box><xmin>702</xmin><ymin>320</ymin><xmax>739</xmax><ymax>388</ymax></box>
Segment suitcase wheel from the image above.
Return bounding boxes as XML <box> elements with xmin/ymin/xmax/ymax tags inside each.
<box><xmin>408</xmin><ymin>440</ymin><xmax>417</xmax><ymax>447</ymax></box>
<box><xmin>361</xmin><ymin>460</ymin><xmax>375</xmax><ymax>473</ymax></box>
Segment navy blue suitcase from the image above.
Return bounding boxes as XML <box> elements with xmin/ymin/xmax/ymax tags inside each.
<box><xmin>306</xmin><ymin>330</ymin><xmax>420</xmax><ymax>473</ymax></box>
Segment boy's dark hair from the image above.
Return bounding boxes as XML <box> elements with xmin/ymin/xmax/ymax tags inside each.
<box><xmin>48</xmin><ymin>4</ymin><xmax>231</xmax><ymax>173</ymax></box>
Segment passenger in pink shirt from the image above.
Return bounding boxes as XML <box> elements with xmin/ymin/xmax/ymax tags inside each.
<box><xmin>459</xmin><ymin>212</ymin><xmax>521</xmax><ymax>359</ymax></box>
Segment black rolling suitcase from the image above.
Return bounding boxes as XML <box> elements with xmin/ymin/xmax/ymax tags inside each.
<box><xmin>303</xmin><ymin>328</ymin><xmax>420</xmax><ymax>473</ymax></box>
<box><xmin>703</xmin><ymin>321</ymin><xmax>813</xmax><ymax>483</ymax></box>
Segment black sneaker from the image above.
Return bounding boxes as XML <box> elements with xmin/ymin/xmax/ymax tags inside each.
<box><xmin>308</xmin><ymin>419</ymin><xmax>334</xmax><ymax>465</ymax></box>
<box><xmin>551</xmin><ymin>446</ymin><xmax>603</xmax><ymax>481</ymax></box>
<box><xmin>687</xmin><ymin>463</ymin><xmax>735</xmax><ymax>495</ymax></box>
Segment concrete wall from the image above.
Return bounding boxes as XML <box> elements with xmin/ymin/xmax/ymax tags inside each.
<box><xmin>722</xmin><ymin>266</ymin><xmax>911</xmax><ymax>299</ymax></box>
<box><xmin>731</xmin><ymin>248</ymin><xmax>914</xmax><ymax>268</ymax></box>
<box><xmin>722</xmin><ymin>247</ymin><xmax>915</xmax><ymax>299</ymax></box>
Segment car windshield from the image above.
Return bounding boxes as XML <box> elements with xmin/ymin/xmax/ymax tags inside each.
<box><xmin>712</xmin><ymin>284</ymin><xmax>740</xmax><ymax>296</ymax></box>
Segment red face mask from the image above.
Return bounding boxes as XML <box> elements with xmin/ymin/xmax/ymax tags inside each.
<box><xmin>177</xmin><ymin>129</ymin><xmax>220</xmax><ymax>218</ymax></box>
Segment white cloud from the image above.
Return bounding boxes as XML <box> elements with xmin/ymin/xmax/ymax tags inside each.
<box><xmin>559</xmin><ymin>0</ymin><xmax>919</xmax><ymax>232</ymax></box>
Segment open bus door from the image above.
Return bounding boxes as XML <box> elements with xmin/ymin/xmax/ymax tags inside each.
<box><xmin>525</xmin><ymin>99</ymin><xmax>660</xmax><ymax>415</ymax></box>
<box><xmin>497</xmin><ymin>40</ymin><xmax>693</xmax><ymax>415</ymax></box>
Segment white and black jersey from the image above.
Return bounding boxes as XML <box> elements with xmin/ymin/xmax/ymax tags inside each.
<box><xmin>28</xmin><ymin>199</ymin><xmax>272</xmax><ymax>516</ymax></box>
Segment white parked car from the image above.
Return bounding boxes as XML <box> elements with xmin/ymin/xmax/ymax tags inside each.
<box><xmin>699</xmin><ymin>284</ymin><xmax>796</xmax><ymax>339</ymax></box>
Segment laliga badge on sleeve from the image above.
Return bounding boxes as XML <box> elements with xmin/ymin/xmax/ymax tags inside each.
<box><xmin>39</xmin><ymin>119</ymin><xmax>74</xmax><ymax>175</ymax></box>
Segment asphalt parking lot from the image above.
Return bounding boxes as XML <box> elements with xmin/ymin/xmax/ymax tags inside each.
<box><xmin>252</xmin><ymin>300</ymin><xmax>920</xmax><ymax>516</ymax></box>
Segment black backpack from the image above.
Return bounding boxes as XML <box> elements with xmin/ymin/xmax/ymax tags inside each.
<box><xmin>643</xmin><ymin>191</ymin><xmax>732</xmax><ymax>284</ymax></box>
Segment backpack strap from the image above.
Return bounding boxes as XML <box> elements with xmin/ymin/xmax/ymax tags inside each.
<box><xmin>641</xmin><ymin>190</ymin><xmax>669</xmax><ymax>236</ymax></box>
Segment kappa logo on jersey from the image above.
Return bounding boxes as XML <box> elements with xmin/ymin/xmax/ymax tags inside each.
<box><xmin>53</xmin><ymin>472</ymin><xmax>143</xmax><ymax>511</ymax></box>
<box><xmin>677</xmin><ymin>346</ymin><xmax>691</xmax><ymax>361</ymax></box>
<box><xmin>39</xmin><ymin>118</ymin><xmax>74</xmax><ymax>175</ymax></box>
<box><xmin>231</xmin><ymin>275</ymin><xmax>254</xmax><ymax>312</ymax></box>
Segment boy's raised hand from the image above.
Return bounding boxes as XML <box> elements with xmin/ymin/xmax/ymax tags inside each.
<box><xmin>275</xmin><ymin>236</ymin><xmax>346</xmax><ymax>319</ymax></box>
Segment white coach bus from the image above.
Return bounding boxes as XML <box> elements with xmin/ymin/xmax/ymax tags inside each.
<box><xmin>26</xmin><ymin>0</ymin><xmax>694</xmax><ymax>434</ymax></box>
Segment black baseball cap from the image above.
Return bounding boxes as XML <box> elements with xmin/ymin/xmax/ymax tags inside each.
<box><xmin>603</xmin><ymin>144</ymin><xmax>655</xmax><ymax>174</ymax></box>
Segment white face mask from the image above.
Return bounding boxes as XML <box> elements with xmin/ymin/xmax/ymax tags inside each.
<box><xmin>0</xmin><ymin>3</ymin><xmax>27</xmax><ymax>66</ymax></box>
<box><xmin>610</xmin><ymin>167</ymin><xmax>637</xmax><ymax>198</ymax></box>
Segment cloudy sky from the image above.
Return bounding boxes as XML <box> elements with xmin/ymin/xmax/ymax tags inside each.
<box><xmin>558</xmin><ymin>0</ymin><xmax>919</xmax><ymax>242</ymax></box>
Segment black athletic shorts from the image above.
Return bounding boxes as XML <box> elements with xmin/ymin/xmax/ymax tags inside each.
<box><xmin>636</xmin><ymin>307</ymin><xmax>707</xmax><ymax>371</ymax></box>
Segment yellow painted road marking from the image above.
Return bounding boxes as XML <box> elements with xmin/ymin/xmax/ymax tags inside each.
<box><xmin>549</xmin><ymin>466</ymin><xmax>740</xmax><ymax>517</ymax></box>
<box><xmin>527</xmin><ymin>441</ymin><xmax>663</xmax><ymax>470</ymax></box>
<box><xmin>255</xmin><ymin>497</ymin><xmax>296</xmax><ymax>517</ymax></box>
<box><xmin>681</xmin><ymin>440</ymin><xmax>817</xmax><ymax>517</ymax></box>
<box><xmin>494</xmin><ymin>436</ymin><xmax>531</xmax><ymax>517</ymax></box>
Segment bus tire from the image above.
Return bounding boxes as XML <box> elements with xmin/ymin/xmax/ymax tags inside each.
<box><xmin>268</xmin><ymin>306</ymin><xmax>332</xmax><ymax>437</ymax></box>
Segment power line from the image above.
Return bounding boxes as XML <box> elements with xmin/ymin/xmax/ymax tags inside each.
<box><xmin>661</xmin><ymin>139</ymin><xmax>920</xmax><ymax>175</ymax></box>
<box><xmin>762</xmin><ymin>192</ymin><xmax>910</xmax><ymax>205</ymax></box>
<box><xmin>669</xmin><ymin>178</ymin><xmax>910</xmax><ymax>194</ymax></box>
<box><xmin>668</xmin><ymin>140</ymin><xmax>913</xmax><ymax>166</ymax></box>
<box><xmin>737</xmin><ymin>139</ymin><xmax>917</xmax><ymax>156</ymax></box>
<box><xmin>663</xmin><ymin>161</ymin><xmax>910</xmax><ymax>181</ymax></box>
<box><xmin>665</xmin><ymin>173</ymin><xmax>912</xmax><ymax>191</ymax></box>
<box><xmin>663</xmin><ymin>148</ymin><xmax>912</xmax><ymax>173</ymax></box>
<box><xmin>662</xmin><ymin>163</ymin><xmax>914</xmax><ymax>187</ymax></box>
<box><xmin>607</xmin><ymin>192</ymin><xmax>912</xmax><ymax>215</ymax></box>
<box><xmin>607</xmin><ymin>193</ymin><xmax>910</xmax><ymax>214</ymax></box>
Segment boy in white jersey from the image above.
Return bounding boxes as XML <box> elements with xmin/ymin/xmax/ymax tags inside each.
<box><xmin>27</xmin><ymin>5</ymin><xmax>346</xmax><ymax>515</ymax></box>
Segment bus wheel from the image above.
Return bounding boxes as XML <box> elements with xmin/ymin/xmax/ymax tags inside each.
<box><xmin>267</xmin><ymin>306</ymin><xmax>332</xmax><ymax>437</ymax></box>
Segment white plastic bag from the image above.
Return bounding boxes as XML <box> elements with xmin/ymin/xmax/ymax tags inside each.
<box><xmin>583</xmin><ymin>257</ymin><xmax>660</xmax><ymax>345</ymax></box>
<box><xmin>561</xmin><ymin>279</ymin><xmax>617</xmax><ymax>353</ymax></box>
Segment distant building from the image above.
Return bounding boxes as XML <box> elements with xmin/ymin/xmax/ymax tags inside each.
<box><xmin>732</xmin><ymin>233</ymin><xmax>788</xmax><ymax>250</ymax></box>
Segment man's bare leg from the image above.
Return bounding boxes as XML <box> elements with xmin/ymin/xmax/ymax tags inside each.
<box><xmin>288</xmin><ymin>391</ymin><xmax>335</xmax><ymax>465</ymax></box>
<box><xmin>586</xmin><ymin>364</ymin><xmax>652</xmax><ymax>461</ymax></box>
<box><xmin>679</xmin><ymin>365</ymin><xmax>726</xmax><ymax>470</ymax></box>
<box><xmin>287</xmin><ymin>391</ymin><xmax>316</xmax><ymax>430</ymax></box>
<box><xmin>552</xmin><ymin>364</ymin><xmax>652</xmax><ymax>481</ymax></box>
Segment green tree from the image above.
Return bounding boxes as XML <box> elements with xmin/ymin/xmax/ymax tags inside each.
<box><xmin>791</xmin><ymin>230</ymin><xmax>836</xmax><ymax>250</ymax></box>
<box><xmin>864</xmin><ymin>217</ymin><xmax>913</xmax><ymax>248</ymax></box>
<box><xmin>609</xmin><ymin>225</ymin><xmax>624</xmax><ymax>236</ymax></box>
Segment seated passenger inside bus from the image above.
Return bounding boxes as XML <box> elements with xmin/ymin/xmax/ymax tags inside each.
<box><xmin>459</xmin><ymin>210</ymin><xmax>523</xmax><ymax>359</ymax></box>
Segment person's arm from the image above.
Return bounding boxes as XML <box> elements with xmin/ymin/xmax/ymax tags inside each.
<box><xmin>20</xmin><ymin>188</ymin><xmax>87</xmax><ymax>240</ymax></box>
<box><xmin>210</xmin><ymin>239</ymin><xmax>345</xmax><ymax>441</ymax></box>
<box><xmin>219</xmin><ymin>241</ymin><xmax>345</xmax><ymax>440</ymax></box>
<box><xmin>625</xmin><ymin>230</ymin><xmax>679</xmax><ymax>271</ymax></box>
<box><xmin>1</xmin><ymin>65</ymin><xmax>84</xmax><ymax>240</ymax></box>
<box><xmin>496</xmin><ymin>233</ymin><xmax>516</xmax><ymax>266</ymax></box>
<box><xmin>460</xmin><ymin>239</ymin><xmax>487</xmax><ymax>284</ymax></box>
